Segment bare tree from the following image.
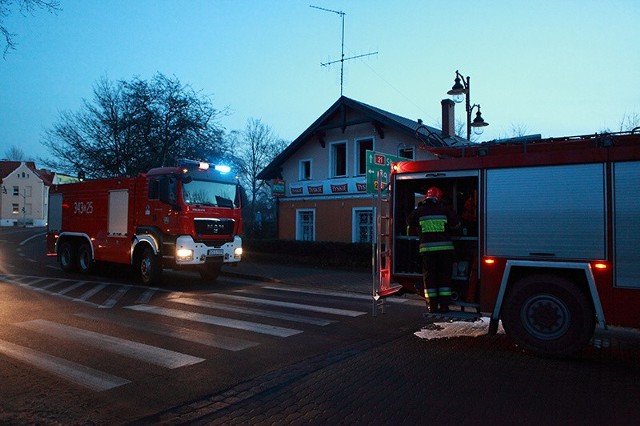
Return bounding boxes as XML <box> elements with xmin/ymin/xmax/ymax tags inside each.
<box><xmin>233</xmin><ymin>118</ymin><xmax>288</xmax><ymax>236</ymax></box>
<box><xmin>1</xmin><ymin>0</ymin><xmax>60</xmax><ymax>58</ymax></box>
<box><xmin>510</xmin><ymin>122</ymin><xmax>529</xmax><ymax>137</ymax></box>
<box><xmin>41</xmin><ymin>73</ymin><xmax>229</xmax><ymax>178</ymax></box>
<box><xmin>4</xmin><ymin>145</ymin><xmax>25</xmax><ymax>160</ymax></box>
<box><xmin>618</xmin><ymin>112</ymin><xmax>640</xmax><ymax>132</ymax></box>
<box><xmin>454</xmin><ymin>119</ymin><xmax>480</xmax><ymax>142</ymax></box>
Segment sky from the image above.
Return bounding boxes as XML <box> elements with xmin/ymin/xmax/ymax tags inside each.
<box><xmin>1</xmin><ymin>0</ymin><xmax>639</xmax><ymax>163</ymax></box>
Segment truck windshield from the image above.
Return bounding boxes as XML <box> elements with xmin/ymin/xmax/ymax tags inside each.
<box><xmin>182</xmin><ymin>179</ymin><xmax>238</xmax><ymax>208</ymax></box>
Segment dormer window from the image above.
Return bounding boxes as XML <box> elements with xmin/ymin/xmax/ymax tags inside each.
<box><xmin>330</xmin><ymin>141</ymin><xmax>347</xmax><ymax>177</ymax></box>
<box><xmin>299</xmin><ymin>159</ymin><xmax>312</xmax><ymax>180</ymax></box>
<box><xmin>356</xmin><ymin>138</ymin><xmax>373</xmax><ymax>175</ymax></box>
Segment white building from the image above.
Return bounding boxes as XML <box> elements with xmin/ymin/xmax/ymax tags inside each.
<box><xmin>0</xmin><ymin>161</ymin><xmax>54</xmax><ymax>227</ymax></box>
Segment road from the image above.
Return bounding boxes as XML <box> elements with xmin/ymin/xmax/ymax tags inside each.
<box><xmin>1</xmin><ymin>228</ymin><xmax>640</xmax><ymax>425</ymax></box>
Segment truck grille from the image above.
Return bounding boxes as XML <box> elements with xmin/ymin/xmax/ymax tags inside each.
<box><xmin>194</xmin><ymin>218</ymin><xmax>235</xmax><ymax>236</ymax></box>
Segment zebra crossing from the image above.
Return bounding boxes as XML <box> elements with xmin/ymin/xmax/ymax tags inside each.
<box><xmin>0</xmin><ymin>274</ymin><xmax>165</xmax><ymax>308</ymax></box>
<box><xmin>0</xmin><ymin>283</ymin><xmax>385</xmax><ymax>393</ymax></box>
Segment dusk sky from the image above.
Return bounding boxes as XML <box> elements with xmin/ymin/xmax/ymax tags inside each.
<box><xmin>1</xmin><ymin>0</ymin><xmax>639</xmax><ymax>162</ymax></box>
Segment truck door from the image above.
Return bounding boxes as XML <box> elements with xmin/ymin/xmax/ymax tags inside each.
<box><xmin>101</xmin><ymin>189</ymin><xmax>130</xmax><ymax>263</ymax></box>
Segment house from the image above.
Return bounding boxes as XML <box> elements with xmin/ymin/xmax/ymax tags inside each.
<box><xmin>0</xmin><ymin>161</ymin><xmax>54</xmax><ymax>227</ymax></box>
<box><xmin>257</xmin><ymin>96</ymin><xmax>465</xmax><ymax>243</ymax></box>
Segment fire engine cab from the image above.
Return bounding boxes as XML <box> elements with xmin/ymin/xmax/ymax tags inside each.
<box><xmin>46</xmin><ymin>160</ymin><xmax>243</xmax><ymax>285</ymax></box>
<box><xmin>381</xmin><ymin>131</ymin><xmax>640</xmax><ymax>357</ymax></box>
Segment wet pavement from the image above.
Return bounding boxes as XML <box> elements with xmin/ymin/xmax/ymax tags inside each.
<box><xmin>139</xmin><ymin>258</ymin><xmax>640</xmax><ymax>426</ymax></box>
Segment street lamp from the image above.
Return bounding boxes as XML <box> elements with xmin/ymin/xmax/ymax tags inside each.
<box><xmin>447</xmin><ymin>70</ymin><xmax>489</xmax><ymax>140</ymax></box>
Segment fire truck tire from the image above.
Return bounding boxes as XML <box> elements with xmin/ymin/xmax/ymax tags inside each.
<box><xmin>78</xmin><ymin>243</ymin><xmax>94</xmax><ymax>274</ymax></box>
<box><xmin>137</xmin><ymin>246</ymin><xmax>162</xmax><ymax>285</ymax></box>
<box><xmin>502</xmin><ymin>274</ymin><xmax>595</xmax><ymax>358</ymax></box>
<box><xmin>199</xmin><ymin>264</ymin><xmax>222</xmax><ymax>281</ymax></box>
<box><xmin>59</xmin><ymin>241</ymin><xmax>78</xmax><ymax>272</ymax></box>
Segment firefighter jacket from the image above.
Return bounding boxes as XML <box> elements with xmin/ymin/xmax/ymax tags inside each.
<box><xmin>407</xmin><ymin>201</ymin><xmax>460</xmax><ymax>253</ymax></box>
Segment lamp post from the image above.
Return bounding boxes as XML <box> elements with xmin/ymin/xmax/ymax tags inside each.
<box><xmin>447</xmin><ymin>70</ymin><xmax>489</xmax><ymax>140</ymax></box>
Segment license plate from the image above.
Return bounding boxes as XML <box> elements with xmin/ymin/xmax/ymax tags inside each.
<box><xmin>207</xmin><ymin>248</ymin><xmax>224</xmax><ymax>256</ymax></box>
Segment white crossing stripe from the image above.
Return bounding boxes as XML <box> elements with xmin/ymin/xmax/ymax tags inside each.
<box><xmin>25</xmin><ymin>276</ymin><xmax>49</xmax><ymax>286</ymax></box>
<box><xmin>76</xmin><ymin>312</ymin><xmax>259</xmax><ymax>352</ymax></box>
<box><xmin>169</xmin><ymin>297</ymin><xmax>335</xmax><ymax>326</ymax></box>
<box><xmin>75</xmin><ymin>283</ymin><xmax>108</xmax><ymax>301</ymax></box>
<box><xmin>41</xmin><ymin>279</ymin><xmax>66</xmax><ymax>290</ymax></box>
<box><xmin>0</xmin><ymin>338</ymin><xmax>130</xmax><ymax>392</ymax></box>
<box><xmin>257</xmin><ymin>286</ymin><xmax>409</xmax><ymax>303</ymax></box>
<box><xmin>16</xmin><ymin>320</ymin><xmax>204</xmax><ymax>369</ymax></box>
<box><xmin>137</xmin><ymin>287</ymin><xmax>159</xmax><ymax>304</ymax></box>
<box><xmin>126</xmin><ymin>305</ymin><xmax>302</xmax><ymax>337</ymax></box>
<box><xmin>102</xmin><ymin>285</ymin><xmax>131</xmax><ymax>308</ymax></box>
<box><xmin>211</xmin><ymin>294</ymin><xmax>367</xmax><ymax>317</ymax></box>
<box><xmin>58</xmin><ymin>280</ymin><xmax>89</xmax><ymax>295</ymax></box>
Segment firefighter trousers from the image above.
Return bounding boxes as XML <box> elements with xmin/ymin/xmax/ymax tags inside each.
<box><xmin>420</xmin><ymin>250</ymin><xmax>454</xmax><ymax>309</ymax></box>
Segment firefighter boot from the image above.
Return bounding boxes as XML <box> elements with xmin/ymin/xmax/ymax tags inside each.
<box><xmin>425</xmin><ymin>298</ymin><xmax>437</xmax><ymax>314</ymax></box>
<box><xmin>438</xmin><ymin>297</ymin><xmax>451</xmax><ymax>313</ymax></box>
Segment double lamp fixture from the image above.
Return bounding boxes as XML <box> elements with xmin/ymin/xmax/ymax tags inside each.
<box><xmin>447</xmin><ymin>70</ymin><xmax>489</xmax><ymax>140</ymax></box>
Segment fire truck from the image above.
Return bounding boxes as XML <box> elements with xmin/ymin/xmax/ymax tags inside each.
<box><xmin>379</xmin><ymin>131</ymin><xmax>640</xmax><ymax>357</ymax></box>
<box><xmin>46</xmin><ymin>160</ymin><xmax>243</xmax><ymax>285</ymax></box>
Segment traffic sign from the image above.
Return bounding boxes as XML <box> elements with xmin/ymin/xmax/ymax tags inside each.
<box><xmin>365</xmin><ymin>150</ymin><xmax>402</xmax><ymax>194</ymax></box>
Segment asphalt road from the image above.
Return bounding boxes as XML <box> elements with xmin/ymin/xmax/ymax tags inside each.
<box><xmin>1</xmin><ymin>227</ymin><xmax>639</xmax><ymax>425</ymax></box>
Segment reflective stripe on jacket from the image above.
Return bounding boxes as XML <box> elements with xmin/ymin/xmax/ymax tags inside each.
<box><xmin>407</xmin><ymin>201</ymin><xmax>460</xmax><ymax>253</ymax></box>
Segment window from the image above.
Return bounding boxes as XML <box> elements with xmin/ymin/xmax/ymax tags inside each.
<box><xmin>356</xmin><ymin>138</ymin><xmax>373</xmax><ymax>175</ymax></box>
<box><xmin>353</xmin><ymin>208</ymin><xmax>374</xmax><ymax>243</ymax></box>
<box><xmin>330</xmin><ymin>142</ymin><xmax>347</xmax><ymax>177</ymax></box>
<box><xmin>12</xmin><ymin>204</ymin><xmax>19</xmax><ymax>214</ymax></box>
<box><xmin>148</xmin><ymin>178</ymin><xmax>159</xmax><ymax>199</ymax></box>
<box><xmin>296</xmin><ymin>209</ymin><xmax>315</xmax><ymax>241</ymax></box>
<box><xmin>25</xmin><ymin>186</ymin><xmax>32</xmax><ymax>197</ymax></box>
<box><xmin>399</xmin><ymin>146</ymin><xmax>414</xmax><ymax>160</ymax></box>
<box><xmin>299</xmin><ymin>159</ymin><xmax>312</xmax><ymax>180</ymax></box>
<box><xmin>13</xmin><ymin>186</ymin><xmax>19</xmax><ymax>196</ymax></box>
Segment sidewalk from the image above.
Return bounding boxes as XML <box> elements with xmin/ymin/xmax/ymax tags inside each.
<box><xmin>222</xmin><ymin>258</ymin><xmax>374</xmax><ymax>295</ymax></box>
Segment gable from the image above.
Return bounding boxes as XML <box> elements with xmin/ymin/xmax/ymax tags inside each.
<box><xmin>0</xmin><ymin>162</ymin><xmax>37</xmax><ymax>180</ymax></box>
<box><xmin>258</xmin><ymin>96</ymin><xmax>458</xmax><ymax>180</ymax></box>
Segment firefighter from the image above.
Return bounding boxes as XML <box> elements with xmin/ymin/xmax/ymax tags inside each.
<box><xmin>407</xmin><ymin>186</ymin><xmax>461</xmax><ymax>313</ymax></box>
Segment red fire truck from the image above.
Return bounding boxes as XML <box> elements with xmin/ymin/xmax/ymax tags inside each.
<box><xmin>381</xmin><ymin>131</ymin><xmax>640</xmax><ymax>357</ymax></box>
<box><xmin>47</xmin><ymin>160</ymin><xmax>243</xmax><ymax>285</ymax></box>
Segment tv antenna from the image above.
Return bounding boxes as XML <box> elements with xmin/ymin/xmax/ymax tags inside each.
<box><xmin>310</xmin><ymin>5</ymin><xmax>378</xmax><ymax>96</ymax></box>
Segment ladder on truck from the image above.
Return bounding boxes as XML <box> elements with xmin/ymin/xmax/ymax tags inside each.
<box><xmin>372</xmin><ymin>171</ymin><xmax>403</xmax><ymax>316</ymax></box>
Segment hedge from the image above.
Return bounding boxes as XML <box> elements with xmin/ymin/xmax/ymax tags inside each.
<box><xmin>242</xmin><ymin>239</ymin><xmax>372</xmax><ymax>269</ymax></box>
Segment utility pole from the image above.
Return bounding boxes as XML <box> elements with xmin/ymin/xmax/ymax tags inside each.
<box><xmin>21</xmin><ymin>188</ymin><xmax>27</xmax><ymax>227</ymax></box>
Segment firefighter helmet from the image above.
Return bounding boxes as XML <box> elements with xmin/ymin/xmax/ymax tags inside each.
<box><xmin>425</xmin><ymin>186</ymin><xmax>443</xmax><ymax>202</ymax></box>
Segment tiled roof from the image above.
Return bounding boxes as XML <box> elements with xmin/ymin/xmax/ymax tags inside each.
<box><xmin>257</xmin><ymin>96</ymin><xmax>463</xmax><ymax>180</ymax></box>
<box><xmin>0</xmin><ymin>161</ymin><xmax>54</xmax><ymax>186</ymax></box>
<box><xmin>0</xmin><ymin>161</ymin><xmax>36</xmax><ymax>181</ymax></box>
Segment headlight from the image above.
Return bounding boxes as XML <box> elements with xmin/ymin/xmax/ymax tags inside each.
<box><xmin>234</xmin><ymin>247</ymin><xmax>243</xmax><ymax>257</ymax></box>
<box><xmin>176</xmin><ymin>248</ymin><xmax>193</xmax><ymax>261</ymax></box>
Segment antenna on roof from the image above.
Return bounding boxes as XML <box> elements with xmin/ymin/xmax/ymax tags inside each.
<box><xmin>310</xmin><ymin>5</ymin><xmax>378</xmax><ymax>97</ymax></box>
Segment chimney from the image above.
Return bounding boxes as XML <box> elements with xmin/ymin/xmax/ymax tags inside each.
<box><xmin>441</xmin><ymin>99</ymin><xmax>455</xmax><ymax>138</ymax></box>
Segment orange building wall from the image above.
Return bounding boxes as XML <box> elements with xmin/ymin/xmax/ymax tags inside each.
<box><xmin>277</xmin><ymin>197</ymin><xmax>374</xmax><ymax>242</ymax></box>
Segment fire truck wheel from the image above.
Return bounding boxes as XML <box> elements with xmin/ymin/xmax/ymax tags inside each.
<box><xmin>78</xmin><ymin>243</ymin><xmax>94</xmax><ymax>274</ymax></box>
<box><xmin>199</xmin><ymin>264</ymin><xmax>222</xmax><ymax>281</ymax></box>
<box><xmin>59</xmin><ymin>241</ymin><xmax>78</xmax><ymax>272</ymax></box>
<box><xmin>502</xmin><ymin>274</ymin><xmax>595</xmax><ymax>358</ymax></box>
<box><xmin>137</xmin><ymin>246</ymin><xmax>162</xmax><ymax>285</ymax></box>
